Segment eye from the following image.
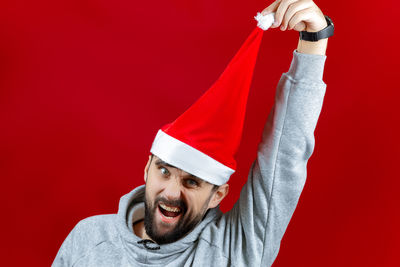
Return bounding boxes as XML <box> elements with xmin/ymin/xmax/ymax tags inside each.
<box><xmin>185</xmin><ymin>178</ymin><xmax>199</xmax><ymax>188</ymax></box>
<box><xmin>159</xmin><ymin>167</ymin><xmax>170</xmax><ymax>176</ymax></box>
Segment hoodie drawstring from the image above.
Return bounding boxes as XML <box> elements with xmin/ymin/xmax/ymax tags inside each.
<box><xmin>137</xmin><ymin>239</ymin><xmax>160</xmax><ymax>250</ymax></box>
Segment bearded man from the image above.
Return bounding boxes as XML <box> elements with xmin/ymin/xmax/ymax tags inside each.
<box><xmin>53</xmin><ymin>0</ymin><xmax>334</xmax><ymax>266</ymax></box>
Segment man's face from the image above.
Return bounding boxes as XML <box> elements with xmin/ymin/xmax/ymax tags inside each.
<box><xmin>143</xmin><ymin>155</ymin><xmax>225</xmax><ymax>244</ymax></box>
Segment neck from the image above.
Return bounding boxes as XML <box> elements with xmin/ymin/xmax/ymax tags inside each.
<box><xmin>133</xmin><ymin>220</ymin><xmax>153</xmax><ymax>241</ymax></box>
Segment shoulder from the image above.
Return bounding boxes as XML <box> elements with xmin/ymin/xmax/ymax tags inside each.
<box><xmin>53</xmin><ymin>214</ymin><xmax>119</xmax><ymax>266</ymax></box>
<box><xmin>75</xmin><ymin>214</ymin><xmax>116</xmax><ymax>230</ymax></box>
<box><xmin>62</xmin><ymin>214</ymin><xmax>119</xmax><ymax>254</ymax></box>
<box><xmin>72</xmin><ymin>214</ymin><xmax>118</xmax><ymax>244</ymax></box>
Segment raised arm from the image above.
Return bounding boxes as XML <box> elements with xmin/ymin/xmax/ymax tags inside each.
<box><xmin>218</xmin><ymin>1</ymin><xmax>330</xmax><ymax>266</ymax></box>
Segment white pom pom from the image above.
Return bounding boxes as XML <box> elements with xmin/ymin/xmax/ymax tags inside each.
<box><xmin>254</xmin><ymin>12</ymin><xmax>276</xmax><ymax>31</ymax></box>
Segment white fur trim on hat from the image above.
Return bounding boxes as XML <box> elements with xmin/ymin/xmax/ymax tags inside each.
<box><xmin>150</xmin><ymin>130</ymin><xmax>234</xmax><ymax>186</ymax></box>
<box><xmin>254</xmin><ymin>12</ymin><xmax>276</xmax><ymax>31</ymax></box>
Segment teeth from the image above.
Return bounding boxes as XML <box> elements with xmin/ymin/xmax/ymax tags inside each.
<box><xmin>159</xmin><ymin>203</ymin><xmax>181</xmax><ymax>213</ymax></box>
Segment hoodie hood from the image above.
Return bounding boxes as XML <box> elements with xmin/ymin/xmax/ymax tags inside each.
<box><xmin>115</xmin><ymin>185</ymin><xmax>223</xmax><ymax>265</ymax></box>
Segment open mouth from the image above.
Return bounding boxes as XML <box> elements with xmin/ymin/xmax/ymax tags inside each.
<box><xmin>158</xmin><ymin>203</ymin><xmax>183</xmax><ymax>219</ymax></box>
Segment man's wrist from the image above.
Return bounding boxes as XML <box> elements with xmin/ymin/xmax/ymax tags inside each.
<box><xmin>296</xmin><ymin>38</ymin><xmax>328</xmax><ymax>56</ymax></box>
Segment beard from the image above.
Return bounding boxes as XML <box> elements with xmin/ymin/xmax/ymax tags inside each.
<box><xmin>143</xmin><ymin>194</ymin><xmax>209</xmax><ymax>245</ymax></box>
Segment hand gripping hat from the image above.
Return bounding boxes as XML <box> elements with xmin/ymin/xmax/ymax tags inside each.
<box><xmin>150</xmin><ymin>12</ymin><xmax>275</xmax><ymax>186</ymax></box>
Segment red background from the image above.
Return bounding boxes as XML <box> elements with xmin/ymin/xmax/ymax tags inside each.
<box><xmin>1</xmin><ymin>0</ymin><xmax>399</xmax><ymax>266</ymax></box>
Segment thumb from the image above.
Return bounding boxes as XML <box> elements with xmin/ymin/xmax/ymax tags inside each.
<box><xmin>261</xmin><ymin>0</ymin><xmax>280</xmax><ymax>15</ymax></box>
<box><xmin>293</xmin><ymin>21</ymin><xmax>306</xmax><ymax>31</ymax></box>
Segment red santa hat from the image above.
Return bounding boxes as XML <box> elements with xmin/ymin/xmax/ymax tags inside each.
<box><xmin>150</xmin><ymin>13</ymin><xmax>275</xmax><ymax>185</ymax></box>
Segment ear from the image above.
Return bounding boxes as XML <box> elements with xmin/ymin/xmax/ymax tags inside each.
<box><xmin>144</xmin><ymin>155</ymin><xmax>152</xmax><ymax>183</ymax></box>
<box><xmin>207</xmin><ymin>184</ymin><xmax>229</xmax><ymax>209</ymax></box>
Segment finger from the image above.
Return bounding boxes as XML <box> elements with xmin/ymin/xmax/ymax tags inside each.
<box><xmin>287</xmin><ymin>8</ymin><xmax>313</xmax><ymax>31</ymax></box>
<box><xmin>281</xmin><ymin>1</ymin><xmax>312</xmax><ymax>30</ymax></box>
<box><xmin>261</xmin><ymin>0</ymin><xmax>281</xmax><ymax>15</ymax></box>
<box><xmin>292</xmin><ymin>21</ymin><xmax>307</xmax><ymax>32</ymax></box>
<box><xmin>274</xmin><ymin>0</ymin><xmax>298</xmax><ymax>27</ymax></box>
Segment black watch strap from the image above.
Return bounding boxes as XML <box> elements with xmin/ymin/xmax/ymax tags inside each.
<box><xmin>300</xmin><ymin>15</ymin><xmax>334</xmax><ymax>42</ymax></box>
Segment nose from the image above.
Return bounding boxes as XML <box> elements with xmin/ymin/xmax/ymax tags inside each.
<box><xmin>163</xmin><ymin>177</ymin><xmax>182</xmax><ymax>200</ymax></box>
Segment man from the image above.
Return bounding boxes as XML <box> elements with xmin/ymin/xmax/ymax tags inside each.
<box><xmin>53</xmin><ymin>0</ymin><xmax>333</xmax><ymax>266</ymax></box>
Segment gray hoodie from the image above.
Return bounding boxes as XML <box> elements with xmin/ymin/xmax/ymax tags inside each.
<box><xmin>53</xmin><ymin>50</ymin><xmax>327</xmax><ymax>267</ymax></box>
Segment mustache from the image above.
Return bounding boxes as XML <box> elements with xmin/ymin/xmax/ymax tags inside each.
<box><xmin>154</xmin><ymin>196</ymin><xmax>187</xmax><ymax>212</ymax></box>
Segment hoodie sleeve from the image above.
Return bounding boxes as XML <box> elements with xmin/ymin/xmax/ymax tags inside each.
<box><xmin>223</xmin><ymin>50</ymin><xmax>327</xmax><ymax>266</ymax></box>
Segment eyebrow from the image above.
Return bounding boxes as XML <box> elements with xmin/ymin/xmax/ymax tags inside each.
<box><xmin>155</xmin><ymin>159</ymin><xmax>200</xmax><ymax>180</ymax></box>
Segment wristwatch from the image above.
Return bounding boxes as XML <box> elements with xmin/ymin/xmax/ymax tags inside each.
<box><xmin>299</xmin><ymin>15</ymin><xmax>334</xmax><ymax>42</ymax></box>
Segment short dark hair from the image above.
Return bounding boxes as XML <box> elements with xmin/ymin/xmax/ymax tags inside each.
<box><xmin>212</xmin><ymin>184</ymin><xmax>219</xmax><ymax>192</ymax></box>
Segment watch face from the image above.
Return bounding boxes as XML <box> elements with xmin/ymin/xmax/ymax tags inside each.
<box><xmin>325</xmin><ymin>15</ymin><xmax>333</xmax><ymax>26</ymax></box>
